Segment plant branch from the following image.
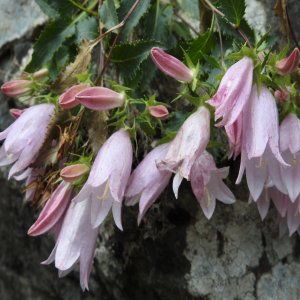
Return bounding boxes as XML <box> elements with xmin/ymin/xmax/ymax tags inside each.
<box><xmin>95</xmin><ymin>0</ymin><xmax>141</xmax><ymax>85</ymax></box>
<box><xmin>201</xmin><ymin>0</ymin><xmax>252</xmax><ymax>48</ymax></box>
<box><xmin>68</xmin><ymin>0</ymin><xmax>98</xmax><ymax>16</ymax></box>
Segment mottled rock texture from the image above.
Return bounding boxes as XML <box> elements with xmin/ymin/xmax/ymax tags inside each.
<box><xmin>1</xmin><ymin>1</ymin><xmax>300</xmax><ymax>300</ymax></box>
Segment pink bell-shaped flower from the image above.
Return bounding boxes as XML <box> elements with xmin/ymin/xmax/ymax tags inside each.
<box><xmin>59</xmin><ymin>84</ymin><xmax>89</xmax><ymax>109</ymax></box>
<box><xmin>28</xmin><ymin>181</ymin><xmax>75</xmax><ymax>236</ymax></box>
<box><xmin>150</xmin><ymin>47</ymin><xmax>194</xmax><ymax>82</ymax></box>
<box><xmin>125</xmin><ymin>143</ymin><xmax>172</xmax><ymax>224</ymax></box>
<box><xmin>207</xmin><ymin>57</ymin><xmax>254</xmax><ymax>127</ymax></box>
<box><xmin>72</xmin><ymin>129</ymin><xmax>132</xmax><ymax>229</ymax></box>
<box><xmin>0</xmin><ymin>104</ymin><xmax>55</xmax><ymax>178</ymax></box>
<box><xmin>276</xmin><ymin>48</ymin><xmax>300</xmax><ymax>75</ymax></box>
<box><xmin>76</xmin><ymin>87</ymin><xmax>125</xmax><ymax>111</ymax></box>
<box><xmin>157</xmin><ymin>106</ymin><xmax>210</xmax><ymax>197</ymax></box>
<box><xmin>190</xmin><ymin>151</ymin><xmax>235</xmax><ymax>219</ymax></box>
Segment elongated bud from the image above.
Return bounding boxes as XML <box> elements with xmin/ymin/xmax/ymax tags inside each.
<box><xmin>9</xmin><ymin>108</ymin><xmax>26</xmax><ymax>119</ymax></box>
<box><xmin>59</xmin><ymin>84</ymin><xmax>89</xmax><ymax>109</ymax></box>
<box><xmin>276</xmin><ymin>48</ymin><xmax>300</xmax><ymax>75</ymax></box>
<box><xmin>60</xmin><ymin>163</ymin><xmax>89</xmax><ymax>182</ymax></box>
<box><xmin>32</xmin><ymin>68</ymin><xmax>49</xmax><ymax>79</ymax></box>
<box><xmin>274</xmin><ymin>88</ymin><xmax>289</xmax><ymax>102</ymax></box>
<box><xmin>1</xmin><ymin>79</ymin><xmax>31</xmax><ymax>97</ymax></box>
<box><xmin>150</xmin><ymin>47</ymin><xmax>193</xmax><ymax>82</ymax></box>
<box><xmin>148</xmin><ymin>105</ymin><xmax>169</xmax><ymax>119</ymax></box>
<box><xmin>76</xmin><ymin>87</ymin><xmax>125</xmax><ymax>111</ymax></box>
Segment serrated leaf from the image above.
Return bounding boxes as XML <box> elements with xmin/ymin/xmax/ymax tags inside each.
<box><xmin>54</xmin><ymin>40</ymin><xmax>92</xmax><ymax>92</ymax></box>
<box><xmin>26</xmin><ymin>19</ymin><xmax>76</xmax><ymax>72</ymax></box>
<box><xmin>118</xmin><ymin>0</ymin><xmax>151</xmax><ymax>40</ymax></box>
<box><xmin>48</xmin><ymin>45</ymin><xmax>70</xmax><ymax>81</ymax></box>
<box><xmin>76</xmin><ymin>17</ymin><xmax>99</xmax><ymax>44</ymax></box>
<box><xmin>111</xmin><ymin>40</ymin><xmax>160</xmax><ymax>79</ymax></box>
<box><xmin>218</xmin><ymin>0</ymin><xmax>245</xmax><ymax>26</ymax></box>
<box><xmin>187</xmin><ymin>30</ymin><xmax>215</xmax><ymax>64</ymax></box>
<box><xmin>35</xmin><ymin>0</ymin><xmax>76</xmax><ymax>19</ymax></box>
<box><xmin>99</xmin><ymin>0</ymin><xmax>119</xmax><ymax>29</ymax></box>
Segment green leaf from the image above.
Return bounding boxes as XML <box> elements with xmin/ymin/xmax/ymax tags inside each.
<box><xmin>111</xmin><ymin>40</ymin><xmax>160</xmax><ymax>79</ymax></box>
<box><xmin>118</xmin><ymin>0</ymin><xmax>151</xmax><ymax>39</ymax></box>
<box><xmin>26</xmin><ymin>19</ymin><xmax>76</xmax><ymax>72</ymax></box>
<box><xmin>35</xmin><ymin>0</ymin><xmax>76</xmax><ymax>19</ymax></box>
<box><xmin>218</xmin><ymin>0</ymin><xmax>245</xmax><ymax>26</ymax></box>
<box><xmin>99</xmin><ymin>0</ymin><xmax>119</xmax><ymax>29</ymax></box>
<box><xmin>48</xmin><ymin>45</ymin><xmax>70</xmax><ymax>81</ymax></box>
<box><xmin>187</xmin><ymin>30</ymin><xmax>215</xmax><ymax>64</ymax></box>
<box><xmin>75</xmin><ymin>16</ymin><xmax>99</xmax><ymax>44</ymax></box>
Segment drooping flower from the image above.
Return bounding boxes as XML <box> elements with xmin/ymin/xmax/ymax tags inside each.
<box><xmin>76</xmin><ymin>87</ymin><xmax>125</xmax><ymax>111</ymax></box>
<box><xmin>236</xmin><ymin>85</ymin><xmax>288</xmax><ymax>201</ymax></box>
<box><xmin>157</xmin><ymin>106</ymin><xmax>210</xmax><ymax>197</ymax></box>
<box><xmin>207</xmin><ymin>57</ymin><xmax>254</xmax><ymax>127</ymax></box>
<box><xmin>225</xmin><ymin>113</ymin><xmax>243</xmax><ymax>159</ymax></box>
<box><xmin>148</xmin><ymin>105</ymin><xmax>169</xmax><ymax>120</ymax></box>
<box><xmin>0</xmin><ymin>104</ymin><xmax>55</xmax><ymax>178</ymax></box>
<box><xmin>28</xmin><ymin>181</ymin><xmax>75</xmax><ymax>236</ymax></box>
<box><xmin>59</xmin><ymin>84</ymin><xmax>89</xmax><ymax>109</ymax></box>
<box><xmin>73</xmin><ymin>129</ymin><xmax>132</xmax><ymax>229</ymax></box>
<box><xmin>125</xmin><ymin>143</ymin><xmax>172</xmax><ymax>224</ymax></box>
<box><xmin>150</xmin><ymin>47</ymin><xmax>193</xmax><ymax>82</ymax></box>
<box><xmin>60</xmin><ymin>163</ymin><xmax>89</xmax><ymax>182</ymax></box>
<box><xmin>190</xmin><ymin>151</ymin><xmax>235</xmax><ymax>219</ymax></box>
<box><xmin>1</xmin><ymin>79</ymin><xmax>32</xmax><ymax>97</ymax></box>
<box><xmin>279</xmin><ymin>113</ymin><xmax>300</xmax><ymax>202</ymax></box>
<box><xmin>276</xmin><ymin>48</ymin><xmax>300</xmax><ymax>75</ymax></box>
<box><xmin>42</xmin><ymin>199</ymin><xmax>98</xmax><ymax>291</ymax></box>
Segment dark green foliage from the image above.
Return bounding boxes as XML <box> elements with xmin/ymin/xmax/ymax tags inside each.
<box><xmin>35</xmin><ymin>0</ymin><xmax>76</xmax><ymax>18</ymax></box>
<box><xmin>75</xmin><ymin>17</ymin><xmax>99</xmax><ymax>44</ymax></box>
<box><xmin>99</xmin><ymin>0</ymin><xmax>119</xmax><ymax>29</ymax></box>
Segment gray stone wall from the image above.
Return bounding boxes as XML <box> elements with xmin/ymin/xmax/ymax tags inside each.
<box><xmin>1</xmin><ymin>1</ymin><xmax>300</xmax><ymax>299</ymax></box>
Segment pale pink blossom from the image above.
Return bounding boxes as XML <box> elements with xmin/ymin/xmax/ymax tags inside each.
<box><xmin>157</xmin><ymin>106</ymin><xmax>210</xmax><ymax>197</ymax></box>
<box><xmin>125</xmin><ymin>144</ymin><xmax>172</xmax><ymax>223</ymax></box>
<box><xmin>236</xmin><ymin>85</ymin><xmax>288</xmax><ymax>201</ymax></box>
<box><xmin>1</xmin><ymin>79</ymin><xmax>31</xmax><ymax>97</ymax></box>
<box><xmin>225</xmin><ymin>113</ymin><xmax>243</xmax><ymax>158</ymax></box>
<box><xmin>148</xmin><ymin>105</ymin><xmax>169</xmax><ymax>120</ymax></box>
<box><xmin>0</xmin><ymin>104</ymin><xmax>55</xmax><ymax>178</ymax></box>
<box><xmin>73</xmin><ymin>129</ymin><xmax>132</xmax><ymax>229</ymax></box>
<box><xmin>279</xmin><ymin>114</ymin><xmax>300</xmax><ymax>202</ymax></box>
<box><xmin>276</xmin><ymin>48</ymin><xmax>300</xmax><ymax>75</ymax></box>
<box><xmin>59</xmin><ymin>84</ymin><xmax>89</xmax><ymax>109</ymax></box>
<box><xmin>76</xmin><ymin>87</ymin><xmax>125</xmax><ymax>111</ymax></box>
<box><xmin>190</xmin><ymin>151</ymin><xmax>235</xmax><ymax>219</ymax></box>
<box><xmin>60</xmin><ymin>164</ymin><xmax>89</xmax><ymax>182</ymax></box>
<box><xmin>28</xmin><ymin>181</ymin><xmax>74</xmax><ymax>236</ymax></box>
<box><xmin>150</xmin><ymin>47</ymin><xmax>193</xmax><ymax>82</ymax></box>
<box><xmin>42</xmin><ymin>199</ymin><xmax>98</xmax><ymax>290</ymax></box>
<box><xmin>207</xmin><ymin>57</ymin><xmax>253</xmax><ymax>127</ymax></box>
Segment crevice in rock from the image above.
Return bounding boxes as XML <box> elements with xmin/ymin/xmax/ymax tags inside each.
<box><xmin>216</xmin><ymin>230</ymin><xmax>224</xmax><ymax>257</ymax></box>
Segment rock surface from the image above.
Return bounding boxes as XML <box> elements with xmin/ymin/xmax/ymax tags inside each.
<box><xmin>1</xmin><ymin>1</ymin><xmax>300</xmax><ymax>300</ymax></box>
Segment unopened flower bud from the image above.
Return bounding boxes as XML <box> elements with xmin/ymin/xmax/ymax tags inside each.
<box><xmin>150</xmin><ymin>47</ymin><xmax>193</xmax><ymax>82</ymax></box>
<box><xmin>76</xmin><ymin>87</ymin><xmax>125</xmax><ymax>111</ymax></box>
<box><xmin>60</xmin><ymin>163</ymin><xmax>89</xmax><ymax>182</ymax></box>
<box><xmin>9</xmin><ymin>108</ymin><xmax>26</xmax><ymax>119</ymax></box>
<box><xmin>274</xmin><ymin>89</ymin><xmax>289</xmax><ymax>102</ymax></box>
<box><xmin>59</xmin><ymin>84</ymin><xmax>89</xmax><ymax>109</ymax></box>
<box><xmin>1</xmin><ymin>79</ymin><xmax>31</xmax><ymax>97</ymax></box>
<box><xmin>32</xmin><ymin>68</ymin><xmax>49</xmax><ymax>79</ymax></box>
<box><xmin>276</xmin><ymin>48</ymin><xmax>300</xmax><ymax>75</ymax></box>
<box><xmin>148</xmin><ymin>105</ymin><xmax>169</xmax><ymax>120</ymax></box>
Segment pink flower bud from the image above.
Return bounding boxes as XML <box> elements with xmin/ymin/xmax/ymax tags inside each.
<box><xmin>9</xmin><ymin>108</ymin><xmax>26</xmax><ymax>119</ymax></box>
<box><xmin>60</xmin><ymin>163</ymin><xmax>89</xmax><ymax>182</ymax></box>
<box><xmin>76</xmin><ymin>87</ymin><xmax>125</xmax><ymax>111</ymax></box>
<box><xmin>1</xmin><ymin>79</ymin><xmax>31</xmax><ymax>97</ymax></box>
<box><xmin>148</xmin><ymin>105</ymin><xmax>169</xmax><ymax>119</ymax></box>
<box><xmin>150</xmin><ymin>47</ymin><xmax>193</xmax><ymax>82</ymax></box>
<box><xmin>59</xmin><ymin>84</ymin><xmax>89</xmax><ymax>109</ymax></box>
<box><xmin>276</xmin><ymin>48</ymin><xmax>300</xmax><ymax>75</ymax></box>
<box><xmin>274</xmin><ymin>88</ymin><xmax>289</xmax><ymax>102</ymax></box>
